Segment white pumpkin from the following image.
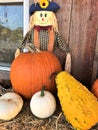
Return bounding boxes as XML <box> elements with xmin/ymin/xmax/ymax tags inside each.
<box><xmin>0</xmin><ymin>92</ymin><xmax>23</xmax><ymax>120</ymax></box>
<box><xmin>30</xmin><ymin>88</ymin><xmax>56</xmax><ymax>118</ymax></box>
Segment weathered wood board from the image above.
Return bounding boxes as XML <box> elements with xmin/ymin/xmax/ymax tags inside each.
<box><xmin>54</xmin><ymin>0</ymin><xmax>98</xmax><ymax>88</ymax></box>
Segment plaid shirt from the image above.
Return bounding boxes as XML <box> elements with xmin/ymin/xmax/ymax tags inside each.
<box><xmin>21</xmin><ymin>28</ymin><xmax>69</xmax><ymax>53</ymax></box>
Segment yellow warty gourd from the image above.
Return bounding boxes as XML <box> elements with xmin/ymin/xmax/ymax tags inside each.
<box><xmin>55</xmin><ymin>71</ymin><xmax>98</xmax><ymax>130</ymax></box>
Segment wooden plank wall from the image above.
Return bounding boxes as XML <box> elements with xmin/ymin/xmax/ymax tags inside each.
<box><xmin>54</xmin><ymin>0</ymin><xmax>98</xmax><ymax>89</ymax></box>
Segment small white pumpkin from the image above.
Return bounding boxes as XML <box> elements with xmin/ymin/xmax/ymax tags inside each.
<box><xmin>30</xmin><ymin>87</ymin><xmax>56</xmax><ymax>118</ymax></box>
<box><xmin>0</xmin><ymin>92</ymin><xmax>23</xmax><ymax>120</ymax></box>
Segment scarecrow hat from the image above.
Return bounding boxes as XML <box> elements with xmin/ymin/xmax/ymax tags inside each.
<box><xmin>29</xmin><ymin>0</ymin><xmax>60</xmax><ymax>16</ymax></box>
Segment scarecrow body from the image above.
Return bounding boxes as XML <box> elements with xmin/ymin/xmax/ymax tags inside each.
<box><xmin>15</xmin><ymin>0</ymin><xmax>71</xmax><ymax>71</ymax></box>
<box><xmin>22</xmin><ymin>25</ymin><xmax>69</xmax><ymax>53</ymax></box>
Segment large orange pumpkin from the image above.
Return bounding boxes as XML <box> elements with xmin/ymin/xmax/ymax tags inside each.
<box><xmin>10</xmin><ymin>51</ymin><xmax>62</xmax><ymax>99</ymax></box>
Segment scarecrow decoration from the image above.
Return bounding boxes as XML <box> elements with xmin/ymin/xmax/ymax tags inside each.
<box><xmin>15</xmin><ymin>0</ymin><xmax>71</xmax><ymax>72</ymax></box>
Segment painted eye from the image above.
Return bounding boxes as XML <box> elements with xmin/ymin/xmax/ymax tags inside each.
<box><xmin>40</xmin><ymin>13</ymin><xmax>43</xmax><ymax>17</ymax></box>
<box><xmin>45</xmin><ymin>14</ymin><xmax>47</xmax><ymax>17</ymax></box>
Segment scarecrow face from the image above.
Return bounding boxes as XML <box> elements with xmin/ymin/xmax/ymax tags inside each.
<box><xmin>33</xmin><ymin>11</ymin><xmax>54</xmax><ymax>26</ymax></box>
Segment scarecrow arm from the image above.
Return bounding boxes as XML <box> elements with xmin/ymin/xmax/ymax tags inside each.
<box><xmin>56</xmin><ymin>32</ymin><xmax>69</xmax><ymax>53</ymax></box>
<box><xmin>21</xmin><ymin>30</ymin><xmax>33</xmax><ymax>50</ymax></box>
<box><xmin>15</xmin><ymin>29</ymin><xmax>35</xmax><ymax>58</ymax></box>
<box><xmin>56</xmin><ymin>32</ymin><xmax>71</xmax><ymax>73</ymax></box>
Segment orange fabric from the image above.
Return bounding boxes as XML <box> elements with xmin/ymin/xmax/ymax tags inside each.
<box><xmin>34</xmin><ymin>29</ymin><xmax>39</xmax><ymax>49</ymax></box>
<box><xmin>48</xmin><ymin>29</ymin><xmax>54</xmax><ymax>51</ymax></box>
<box><xmin>34</xmin><ymin>29</ymin><xmax>54</xmax><ymax>51</ymax></box>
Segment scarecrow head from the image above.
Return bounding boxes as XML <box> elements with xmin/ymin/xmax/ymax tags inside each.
<box><xmin>29</xmin><ymin>0</ymin><xmax>60</xmax><ymax>31</ymax></box>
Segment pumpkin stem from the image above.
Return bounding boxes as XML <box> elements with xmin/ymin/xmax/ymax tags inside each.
<box><xmin>40</xmin><ymin>86</ymin><xmax>45</xmax><ymax>97</ymax></box>
<box><xmin>24</xmin><ymin>44</ymin><xmax>41</xmax><ymax>53</ymax></box>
